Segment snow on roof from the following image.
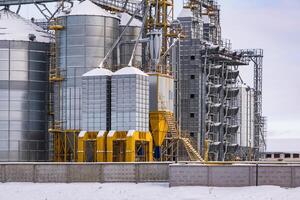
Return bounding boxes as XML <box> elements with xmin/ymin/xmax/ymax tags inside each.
<box><xmin>78</xmin><ymin>131</ymin><xmax>87</xmax><ymax>138</ymax></box>
<box><xmin>119</xmin><ymin>13</ymin><xmax>142</xmax><ymax>27</ymax></box>
<box><xmin>0</xmin><ymin>9</ymin><xmax>50</xmax><ymax>43</ymax></box>
<box><xmin>108</xmin><ymin>130</ymin><xmax>116</xmax><ymax>137</ymax></box>
<box><xmin>69</xmin><ymin>0</ymin><xmax>118</xmax><ymax>19</ymax></box>
<box><xmin>127</xmin><ymin>130</ymin><xmax>136</xmax><ymax>136</ymax></box>
<box><xmin>114</xmin><ymin>66</ymin><xmax>148</xmax><ymax>76</ymax></box>
<box><xmin>178</xmin><ymin>8</ymin><xmax>193</xmax><ymax>18</ymax></box>
<box><xmin>82</xmin><ymin>67</ymin><xmax>113</xmax><ymax>77</ymax></box>
<box><xmin>97</xmin><ymin>130</ymin><xmax>106</xmax><ymax>137</ymax></box>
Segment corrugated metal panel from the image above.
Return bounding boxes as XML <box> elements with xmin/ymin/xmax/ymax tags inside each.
<box><xmin>81</xmin><ymin>72</ymin><xmax>111</xmax><ymax>131</ymax></box>
<box><xmin>56</xmin><ymin>15</ymin><xmax>119</xmax><ymax>130</ymax></box>
<box><xmin>0</xmin><ymin>40</ymin><xmax>49</xmax><ymax>161</ymax></box>
<box><xmin>111</xmin><ymin>73</ymin><xmax>149</xmax><ymax>131</ymax></box>
<box><xmin>119</xmin><ymin>26</ymin><xmax>142</xmax><ymax>69</ymax></box>
<box><xmin>237</xmin><ymin>86</ymin><xmax>255</xmax><ymax>148</ymax></box>
<box><xmin>149</xmin><ymin>74</ymin><xmax>174</xmax><ymax>112</ymax></box>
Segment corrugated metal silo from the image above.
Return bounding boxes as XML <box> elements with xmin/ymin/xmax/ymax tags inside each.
<box><xmin>0</xmin><ymin>9</ymin><xmax>50</xmax><ymax>161</ymax></box>
<box><xmin>118</xmin><ymin>13</ymin><xmax>142</xmax><ymax>70</ymax></box>
<box><xmin>81</xmin><ymin>67</ymin><xmax>112</xmax><ymax>131</ymax></box>
<box><xmin>56</xmin><ymin>0</ymin><xmax>120</xmax><ymax>130</ymax></box>
<box><xmin>111</xmin><ymin>67</ymin><xmax>149</xmax><ymax>132</ymax></box>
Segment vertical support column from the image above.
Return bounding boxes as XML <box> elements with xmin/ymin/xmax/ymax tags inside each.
<box><xmin>77</xmin><ymin>131</ymin><xmax>87</xmax><ymax>162</ymax></box>
<box><xmin>97</xmin><ymin>131</ymin><xmax>107</xmax><ymax>162</ymax></box>
<box><xmin>106</xmin><ymin>131</ymin><xmax>116</xmax><ymax>162</ymax></box>
<box><xmin>126</xmin><ymin>131</ymin><xmax>136</xmax><ymax>162</ymax></box>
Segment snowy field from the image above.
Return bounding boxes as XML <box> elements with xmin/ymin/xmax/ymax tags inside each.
<box><xmin>0</xmin><ymin>183</ymin><xmax>299</xmax><ymax>200</ymax></box>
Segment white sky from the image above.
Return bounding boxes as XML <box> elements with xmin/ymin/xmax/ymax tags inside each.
<box><xmin>219</xmin><ymin>0</ymin><xmax>300</xmax><ymax>142</ymax></box>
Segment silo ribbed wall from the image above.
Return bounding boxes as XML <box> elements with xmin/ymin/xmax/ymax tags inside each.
<box><xmin>56</xmin><ymin>15</ymin><xmax>119</xmax><ymax>130</ymax></box>
<box><xmin>119</xmin><ymin>26</ymin><xmax>142</xmax><ymax>69</ymax></box>
<box><xmin>0</xmin><ymin>40</ymin><xmax>49</xmax><ymax>161</ymax></box>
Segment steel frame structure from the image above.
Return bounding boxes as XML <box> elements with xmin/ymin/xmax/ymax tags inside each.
<box><xmin>238</xmin><ymin>49</ymin><xmax>265</xmax><ymax>160</ymax></box>
<box><xmin>0</xmin><ymin>0</ymin><xmax>143</xmax><ymax>18</ymax></box>
<box><xmin>143</xmin><ymin>0</ymin><xmax>177</xmax><ymax>73</ymax></box>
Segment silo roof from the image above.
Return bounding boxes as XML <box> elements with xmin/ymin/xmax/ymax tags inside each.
<box><xmin>69</xmin><ymin>0</ymin><xmax>118</xmax><ymax>19</ymax></box>
<box><xmin>178</xmin><ymin>8</ymin><xmax>193</xmax><ymax>18</ymax></box>
<box><xmin>0</xmin><ymin>9</ymin><xmax>50</xmax><ymax>43</ymax></box>
<box><xmin>119</xmin><ymin>12</ymin><xmax>142</xmax><ymax>27</ymax></box>
<box><xmin>82</xmin><ymin>67</ymin><xmax>113</xmax><ymax>76</ymax></box>
<box><xmin>114</xmin><ymin>66</ymin><xmax>148</xmax><ymax>76</ymax></box>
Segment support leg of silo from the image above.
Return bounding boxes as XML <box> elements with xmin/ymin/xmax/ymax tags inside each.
<box><xmin>96</xmin><ymin>131</ymin><xmax>107</xmax><ymax>162</ymax></box>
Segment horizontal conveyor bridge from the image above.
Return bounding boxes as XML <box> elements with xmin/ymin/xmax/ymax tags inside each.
<box><xmin>0</xmin><ymin>0</ymin><xmax>143</xmax><ymax>18</ymax></box>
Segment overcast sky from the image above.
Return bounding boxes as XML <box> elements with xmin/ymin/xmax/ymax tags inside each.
<box><xmin>12</xmin><ymin>0</ymin><xmax>300</xmax><ymax>150</ymax></box>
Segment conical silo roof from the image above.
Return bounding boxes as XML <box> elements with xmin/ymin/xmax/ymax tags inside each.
<box><xmin>114</xmin><ymin>66</ymin><xmax>147</xmax><ymax>76</ymax></box>
<box><xmin>69</xmin><ymin>0</ymin><xmax>118</xmax><ymax>19</ymax></box>
<box><xmin>119</xmin><ymin>12</ymin><xmax>142</xmax><ymax>27</ymax></box>
<box><xmin>0</xmin><ymin>9</ymin><xmax>50</xmax><ymax>43</ymax></box>
<box><xmin>82</xmin><ymin>67</ymin><xmax>113</xmax><ymax>76</ymax></box>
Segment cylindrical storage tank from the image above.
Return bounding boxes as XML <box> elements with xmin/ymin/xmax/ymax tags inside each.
<box><xmin>118</xmin><ymin>13</ymin><xmax>142</xmax><ymax>70</ymax></box>
<box><xmin>111</xmin><ymin>67</ymin><xmax>149</xmax><ymax>132</ymax></box>
<box><xmin>56</xmin><ymin>0</ymin><xmax>119</xmax><ymax>130</ymax></box>
<box><xmin>81</xmin><ymin>67</ymin><xmax>112</xmax><ymax>131</ymax></box>
<box><xmin>0</xmin><ymin>10</ymin><xmax>50</xmax><ymax>161</ymax></box>
<box><xmin>148</xmin><ymin>73</ymin><xmax>174</xmax><ymax>112</ymax></box>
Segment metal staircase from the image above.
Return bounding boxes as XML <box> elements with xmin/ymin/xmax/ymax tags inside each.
<box><xmin>181</xmin><ymin>137</ymin><xmax>204</xmax><ymax>162</ymax></box>
<box><xmin>162</xmin><ymin>112</ymin><xmax>204</xmax><ymax>162</ymax></box>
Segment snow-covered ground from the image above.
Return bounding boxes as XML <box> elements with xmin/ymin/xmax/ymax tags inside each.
<box><xmin>0</xmin><ymin>183</ymin><xmax>299</xmax><ymax>200</ymax></box>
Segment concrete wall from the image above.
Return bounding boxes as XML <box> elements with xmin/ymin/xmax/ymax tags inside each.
<box><xmin>1</xmin><ymin>162</ymin><xmax>300</xmax><ymax>188</ymax></box>
<box><xmin>169</xmin><ymin>164</ymin><xmax>300</xmax><ymax>188</ymax></box>
<box><xmin>0</xmin><ymin>163</ymin><xmax>170</xmax><ymax>183</ymax></box>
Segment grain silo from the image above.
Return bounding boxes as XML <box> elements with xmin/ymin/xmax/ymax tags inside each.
<box><xmin>111</xmin><ymin>66</ymin><xmax>149</xmax><ymax>132</ymax></box>
<box><xmin>118</xmin><ymin>13</ymin><xmax>142</xmax><ymax>70</ymax></box>
<box><xmin>0</xmin><ymin>9</ymin><xmax>50</xmax><ymax>161</ymax></box>
<box><xmin>56</xmin><ymin>0</ymin><xmax>119</xmax><ymax>130</ymax></box>
<box><xmin>81</xmin><ymin>67</ymin><xmax>113</xmax><ymax>132</ymax></box>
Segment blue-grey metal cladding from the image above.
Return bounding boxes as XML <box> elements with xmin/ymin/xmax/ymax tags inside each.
<box><xmin>0</xmin><ymin>40</ymin><xmax>49</xmax><ymax>161</ymax></box>
<box><xmin>56</xmin><ymin>15</ymin><xmax>119</xmax><ymax>130</ymax></box>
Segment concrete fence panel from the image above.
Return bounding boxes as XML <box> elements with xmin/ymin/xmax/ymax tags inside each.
<box><xmin>0</xmin><ymin>165</ymin><xmax>4</xmax><ymax>182</ymax></box>
<box><xmin>169</xmin><ymin>164</ymin><xmax>300</xmax><ymax>188</ymax></box>
<box><xmin>138</xmin><ymin>163</ymin><xmax>170</xmax><ymax>182</ymax></box>
<box><xmin>68</xmin><ymin>164</ymin><xmax>101</xmax><ymax>182</ymax></box>
<box><xmin>35</xmin><ymin>164</ymin><xmax>68</xmax><ymax>183</ymax></box>
<box><xmin>209</xmin><ymin>166</ymin><xmax>253</xmax><ymax>187</ymax></box>
<box><xmin>169</xmin><ymin>165</ymin><xmax>209</xmax><ymax>187</ymax></box>
<box><xmin>257</xmin><ymin>166</ymin><xmax>293</xmax><ymax>187</ymax></box>
<box><xmin>102</xmin><ymin>163</ymin><xmax>136</xmax><ymax>182</ymax></box>
<box><xmin>293</xmin><ymin>167</ymin><xmax>300</xmax><ymax>187</ymax></box>
<box><xmin>4</xmin><ymin>164</ymin><xmax>34</xmax><ymax>182</ymax></box>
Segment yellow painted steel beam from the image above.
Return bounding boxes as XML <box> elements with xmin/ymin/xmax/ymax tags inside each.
<box><xmin>125</xmin><ymin>131</ymin><xmax>153</xmax><ymax>162</ymax></box>
<box><xmin>204</xmin><ymin>140</ymin><xmax>210</xmax><ymax>162</ymax></box>
<box><xmin>96</xmin><ymin>131</ymin><xmax>108</xmax><ymax>162</ymax></box>
<box><xmin>106</xmin><ymin>130</ymin><xmax>153</xmax><ymax>162</ymax></box>
<box><xmin>106</xmin><ymin>131</ymin><xmax>127</xmax><ymax>162</ymax></box>
<box><xmin>77</xmin><ymin>131</ymin><xmax>97</xmax><ymax>162</ymax></box>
